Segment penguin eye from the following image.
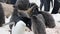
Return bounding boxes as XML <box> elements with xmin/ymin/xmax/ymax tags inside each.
<box><xmin>26</xmin><ymin>24</ymin><xmax>29</xmax><ymax>26</ymax></box>
<box><xmin>27</xmin><ymin>24</ymin><xmax>29</xmax><ymax>26</ymax></box>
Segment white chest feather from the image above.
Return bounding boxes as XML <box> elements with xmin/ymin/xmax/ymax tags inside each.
<box><xmin>12</xmin><ymin>21</ymin><xmax>26</xmax><ymax>34</ymax></box>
